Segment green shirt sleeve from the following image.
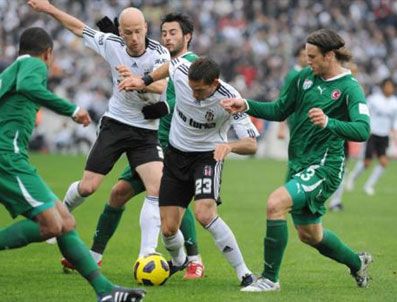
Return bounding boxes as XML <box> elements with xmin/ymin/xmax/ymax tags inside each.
<box><xmin>326</xmin><ymin>84</ymin><xmax>370</xmax><ymax>142</ymax></box>
<box><xmin>16</xmin><ymin>58</ymin><xmax>77</xmax><ymax>116</ymax></box>
<box><xmin>246</xmin><ymin>72</ymin><xmax>299</xmax><ymax>121</ymax></box>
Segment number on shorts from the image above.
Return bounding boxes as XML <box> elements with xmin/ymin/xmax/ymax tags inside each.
<box><xmin>296</xmin><ymin>164</ymin><xmax>319</xmax><ymax>181</ymax></box>
<box><xmin>195</xmin><ymin>178</ymin><xmax>212</xmax><ymax>195</ymax></box>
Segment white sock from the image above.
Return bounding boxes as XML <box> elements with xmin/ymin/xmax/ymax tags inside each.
<box><xmin>63</xmin><ymin>181</ymin><xmax>85</xmax><ymax>211</ymax></box>
<box><xmin>187</xmin><ymin>254</ymin><xmax>202</xmax><ymax>264</ymax></box>
<box><xmin>162</xmin><ymin>230</ymin><xmax>186</xmax><ymax>266</ymax></box>
<box><xmin>329</xmin><ymin>172</ymin><xmax>347</xmax><ymax>207</ymax></box>
<box><xmin>90</xmin><ymin>250</ymin><xmax>103</xmax><ymax>263</ymax></box>
<box><xmin>350</xmin><ymin>160</ymin><xmax>365</xmax><ymax>183</ymax></box>
<box><xmin>365</xmin><ymin>164</ymin><xmax>384</xmax><ymax>189</ymax></box>
<box><xmin>138</xmin><ymin>196</ymin><xmax>161</xmax><ymax>257</ymax></box>
<box><xmin>206</xmin><ymin>216</ymin><xmax>251</xmax><ymax>280</ymax></box>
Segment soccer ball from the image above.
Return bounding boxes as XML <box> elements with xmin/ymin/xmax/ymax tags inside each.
<box><xmin>133</xmin><ymin>253</ymin><xmax>170</xmax><ymax>286</ymax></box>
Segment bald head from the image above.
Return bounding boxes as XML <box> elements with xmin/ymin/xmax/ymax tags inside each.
<box><xmin>119</xmin><ymin>7</ymin><xmax>145</xmax><ymax>27</ymax></box>
<box><xmin>118</xmin><ymin>7</ymin><xmax>147</xmax><ymax>56</ymax></box>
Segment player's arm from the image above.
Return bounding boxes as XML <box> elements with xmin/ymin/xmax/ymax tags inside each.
<box><xmin>309</xmin><ymin>86</ymin><xmax>370</xmax><ymax>142</ymax></box>
<box><xmin>28</xmin><ymin>0</ymin><xmax>86</xmax><ymax>37</ymax></box>
<box><xmin>214</xmin><ymin>113</ymin><xmax>258</xmax><ymax>161</ymax></box>
<box><xmin>17</xmin><ymin>60</ymin><xmax>91</xmax><ymax>126</ymax></box>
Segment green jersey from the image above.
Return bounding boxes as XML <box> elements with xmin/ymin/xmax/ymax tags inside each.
<box><xmin>0</xmin><ymin>55</ymin><xmax>77</xmax><ymax>157</ymax></box>
<box><xmin>247</xmin><ymin>67</ymin><xmax>370</xmax><ymax>173</ymax></box>
<box><xmin>158</xmin><ymin>52</ymin><xmax>198</xmax><ymax>147</ymax></box>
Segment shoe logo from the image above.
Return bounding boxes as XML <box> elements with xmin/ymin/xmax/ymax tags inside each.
<box><xmin>222</xmin><ymin>246</ymin><xmax>234</xmax><ymax>253</ymax></box>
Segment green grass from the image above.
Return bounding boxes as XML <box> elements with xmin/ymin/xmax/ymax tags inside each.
<box><xmin>0</xmin><ymin>154</ymin><xmax>396</xmax><ymax>301</ymax></box>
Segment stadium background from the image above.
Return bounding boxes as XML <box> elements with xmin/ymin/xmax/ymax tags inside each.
<box><xmin>1</xmin><ymin>0</ymin><xmax>397</xmax><ymax>157</ymax></box>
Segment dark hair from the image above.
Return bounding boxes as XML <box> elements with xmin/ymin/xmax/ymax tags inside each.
<box><xmin>381</xmin><ymin>77</ymin><xmax>394</xmax><ymax>88</ymax></box>
<box><xmin>306</xmin><ymin>29</ymin><xmax>351</xmax><ymax>62</ymax></box>
<box><xmin>161</xmin><ymin>12</ymin><xmax>194</xmax><ymax>47</ymax></box>
<box><xmin>188</xmin><ymin>57</ymin><xmax>220</xmax><ymax>84</ymax></box>
<box><xmin>294</xmin><ymin>44</ymin><xmax>306</xmax><ymax>58</ymax></box>
<box><xmin>19</xmin><ymin>27</ymin><xmax>53</xmax><ymax>55</ymax></box>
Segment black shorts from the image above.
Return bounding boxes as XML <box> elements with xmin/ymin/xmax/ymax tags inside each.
<box><xmin>364</xmin><ymin>134</ymin><xmax>389</xmax><ymax>159</ymax></box>
<box><xmin>85</xmin><ymin>117</ymin><xmax>163</xmax><ymax>175</ymax></box>
<box><xmin>159</xmin><ymin>145</ymin><xmax>223</xmax><ymax>208</ymax></box>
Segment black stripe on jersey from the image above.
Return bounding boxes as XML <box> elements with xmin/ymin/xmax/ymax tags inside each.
<box><xmin>107</xmin><ymin>36</ymin><xmax>125</xmax><ymax>46</ymax></box>
<box><xmin>83</xmin><ymin>27</ymin><xmax>96</xmax><ymax>38</ymax></box>
<box><xmin>171</xmin><ymin>58</ymin><xmax>180</xmax><ymax>66</ymax></box>
<box><xmin>178</xmin><ymin>64</ymin><xmax>189</xmax><ymax>76</ymax></box>
<box><xmin>147</xmin><ymin>39</ymin><xmax>168</xmax><ymax>54</ymax></box>
<box><xmin>218</xmin><ymin>85</ymin><xmax>235</xmax><ymax>98</ymax></box>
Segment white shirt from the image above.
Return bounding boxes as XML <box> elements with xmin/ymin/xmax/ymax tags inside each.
<box><xmin>367</xmin><ymin>92</ymin><xmax>397</xmax><ymax>136</ymax></box>
<box><xmin>82</xmin><ymin>26</ymin><xmax>170</xmax><ymax>130</ymax></box>
<box><xmin>168</xmin><ymin>57</ymin><xmax>258</xmax><ymax>152</ymax></box>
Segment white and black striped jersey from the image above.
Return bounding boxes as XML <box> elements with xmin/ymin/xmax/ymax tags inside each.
<box><xmin>168</xmin><ymin>57</ymin><xmax>258</xmax><ymax>152</ymax></box>
<box><xmin>367</xmin><ymin>92</ymin><xmax>397</xmax><ymax>136</ymax></box>
<box><xmin>82</xmin><ymin>26</ymin><xmax>170</xmax><ymax>130</ymax></box>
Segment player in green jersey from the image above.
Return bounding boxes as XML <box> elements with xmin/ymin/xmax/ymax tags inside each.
<box><xmin>61</xmin><ymin>12</ymin><xmax>206</xmax><ymax>280</ymax></box>
<box><xmin>221</xmin><ymin>29</ymin><xmax>373</xmax><ymax>292</ymax></box>
<box><xmin>0</xmin><ymin>27</ymin><xmax>145</xmax><ymax>302</ymax></box>
<box><xmin>277</xmin><ymin>44</ymin><xmax>307</xmax><ymax>139</ymax></box>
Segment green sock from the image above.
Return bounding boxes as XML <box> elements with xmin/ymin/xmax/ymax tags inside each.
<box><xmin>91</xmin><ymin>204</ymin><xmax>124</xmax><ymax>254</ymax></box>
<box><xmin>180</xmin><ymin>207</ymin><xmax>199</xmax><ymax>257</ymax></box>
<box><xmin>262</xmin><ymin>219</ymin><xmax>288</xmax><ymax>282</ymax></box>
<box><xmin>57</xmin><ymin>230</ymin><xmax>113</xmax><ymax>295</ymax></box>
<box><xmin>0</xmin><ymin>219</ymin><xmax>43</xmax><ymax>250</ymax></box>
<box><xmin>314</xmin><ymin>229</ymin><xmax>361</xmax><ymax>273</ymax></box>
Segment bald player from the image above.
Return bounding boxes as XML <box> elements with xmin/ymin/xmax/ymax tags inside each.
<box><xmin>28</xmin><ymin>1</ymin><xmax>170</xmax><ymax>262</ymax></box>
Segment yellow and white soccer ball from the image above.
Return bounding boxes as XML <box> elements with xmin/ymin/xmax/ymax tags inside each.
<box><xmin>133</xmin><ymin>253</ymin><xmax>170</xmax><ymax>286</ymax></box>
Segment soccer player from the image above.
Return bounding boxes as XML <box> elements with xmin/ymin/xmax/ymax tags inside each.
<box><xmin>28</xmin><ymin>0</ymin><xmax>169</xmax><ymax>256</ymax></box>
<box><xmin>65</xmin><ymin>12</ymin><xmax>207</xmax><ymax>280</ymax></box>
<box><xmin>118</xmin><ymin>57</ymin><xmax>258</xmax><ymax>287</ymax></box>
<box><xmin>0</xmin><ymin>27</ymin><xmax>145</xmax><ymax>302</ymax></box>
<box><xmin>346</xmin><ymin>78</ymin><xmax>397</xmax><ymax>196</ymax></box>
<box><xmin>220</xmin><ymin>29</ymin><xmax>373</xmax><ymax>292</ymax></box>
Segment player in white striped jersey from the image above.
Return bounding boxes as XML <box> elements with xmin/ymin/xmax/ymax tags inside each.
<box><xmin>119</xmin><ymin>57</ymin><xmax>258</xmax><ymax>287</ymax></box>
<box><xmin>347</xmin><ymin>78</ymin><xmax>397</xmax><ymax>195</ymax></box>
<box><xmin>29</xmin><ymin>1</ymin><xmax>169</xmax><ymax>253</ymax></box>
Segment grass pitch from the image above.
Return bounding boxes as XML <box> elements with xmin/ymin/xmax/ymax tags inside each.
<box><xmin>0</xmin><ymin>154</ymin><xmax>396</xmax><ymax>301</ymax></box>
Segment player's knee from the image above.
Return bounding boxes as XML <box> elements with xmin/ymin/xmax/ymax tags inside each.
<box><xmin>144</xmin><ymin>184</ymin><xmax>160</xmax><ymax>197</ymax></box>
<box><xmin>78</xmin><ymin>180</ymin><xmax>98</xmax><ymax>196</ymax></box>
<box><xmin>266</xmin><ymin>193</ymin><xmax>285</xmax><ymax>218</ymax></box>
<box><xmin>297</xmin><ymin>229</ymin><xmax>321</xmax><ymax>246</ymax></box>
<box><xmin>194</xmin><ymin>208</ymin><xmax>214</xmax><ymax>227</ymax></box>
<box><xmin>161</xmin><ymin>222</ymin><xmax>179</xmax><ymax>237</ymax></box>
<box><xmin>41</xmin><ymin>221</ymin><xmax>63</xmax><ymax>239</ymax></box>
<box><xmin>62</xmin><ymin>212</ymin><xmax>76</xmax><ymax>233</ymax></box>
<box><xmin>110</xmin><ymin>181</ymin><xmax>133</xmax><ymax>207</ymax></box>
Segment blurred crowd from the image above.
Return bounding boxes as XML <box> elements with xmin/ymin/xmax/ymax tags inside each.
<box><xmin>1</xmin><ymin>0</ymin><xmax>397</xmax><ymax>152</ymax></box>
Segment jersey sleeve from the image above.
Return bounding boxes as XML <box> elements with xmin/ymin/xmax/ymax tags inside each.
<box><xmin>246</xmin><ymin>72</ymin><xmax>299</xmax><ymax>121</ymax></box>
<box><xmin>82</xmin><ymin>26</ymin><xmax>122</xmax><ymax>59</ymax></box>
<box><xmin>326</xmin><ymin>83</ymin><xmax>370</xmax><ymax>141</ymax></box>
<box><xmin>16</xmin><ymin>59</ymin><xmax>77</xmax><ymax>116</ymax></box>
<box><xmin>168</xmin><ymin>57</ymin><xmax>190</xmax><ymax>82</ymax></box>
<box><xmin>152</xmin><ymin>49</ymin><xmax>171</xmax><ymax>71</ymax></box>
<box><xmin>230</xmin><ymin>113</ymin><xmax>259</xmax><ymax>139</ymax></box>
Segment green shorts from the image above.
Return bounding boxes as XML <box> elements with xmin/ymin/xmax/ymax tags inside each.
<box><xmin>118</xmin><ymin>165</ymin><xmax>145</xmax><ymax>195</ymax></box>
<box><xmin>285</xmin><ymin>162</ymin><xmax>343</xmax><ymax>226</ymax></box>
<box><xmin>0</xmin><ymin>153</ymin><xmax>57</xmax><ymax>219</ymax></box>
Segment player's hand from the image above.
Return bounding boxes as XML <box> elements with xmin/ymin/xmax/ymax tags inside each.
<box><xmin>116</xmin><ymin>65</ymin><xmax>134</xmax><ymax>81</ymax></box>
<box><xmin>72</xmin><ymin>108</ymin><xmax>91</xmax><ymax>127</ymax></box>
<box><xmin>96</xmin><ymin>16</ymin><xmax>119</xmax><ymax>35</ymax></box>
<box><xmin>214</xmin><ymin>143</ymin><xmax>232</xmax><ymax>161</ymax></box>
<box><xmin>308</xmin><ymin>108</ymin><xmax>328</xmax><ymax>128</ymax></box>
<box><xmin>118</xmin><ymin>75</ymin><xmax>145</xmax><ymax>91</ymax></box>
<box><xmin>28</xmin><ymin>0</ymin><xmax>52</xmax><ymax>12</ymax></box>
<box><xmin>220</xmin><ymin>98</ymin><xmax>248</xmax><ymax>113</ymax></box>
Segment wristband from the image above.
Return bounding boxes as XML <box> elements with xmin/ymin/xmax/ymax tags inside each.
<box><xmin>142</xmin><ymin>74</ymin><xmax>154</xmax><ymax>86</ymax></box>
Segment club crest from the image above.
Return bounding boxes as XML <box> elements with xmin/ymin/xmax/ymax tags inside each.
<box><xmin>303</xmin><ymin>79</ymin><xmax>313</xmax><ymax>90</ymax></box>
<box><xmin>205</xmin><ymin>110</ymin><xmax>214</xmax><ymax>122</ymax></box>
<box><xmin>331</xmin><ymin>89</ymin><xmax>341</xmax><ymax>100</ymax></box>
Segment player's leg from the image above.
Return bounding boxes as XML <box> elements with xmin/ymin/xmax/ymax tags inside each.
<box><xmin>346</xmin><ymin>139</ymin><xmax>373</xmax><ymax>191</ymax></box>
<box><xmin>296</xmin><ymin>222</ymin><xmax>372</xmax><ymax>287</ymax></box>
<box><xmin>364</xmin><ymin>136</ymin><xmax>389</xmax><ymax>195</ymax></box>
<box><xmin>180</xmin><ymin>206</ymin><xmax>205</xmax><ymax>279</ymax></box>
<box><xmin>63</xmin><ymin>117</ymin><xmax>126</xmax><ymax>211</ymax></box>
<box><xmin>194</xmin><ymin>198</ymin><xmax>254</xmax><ymax>285</ymax></box>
